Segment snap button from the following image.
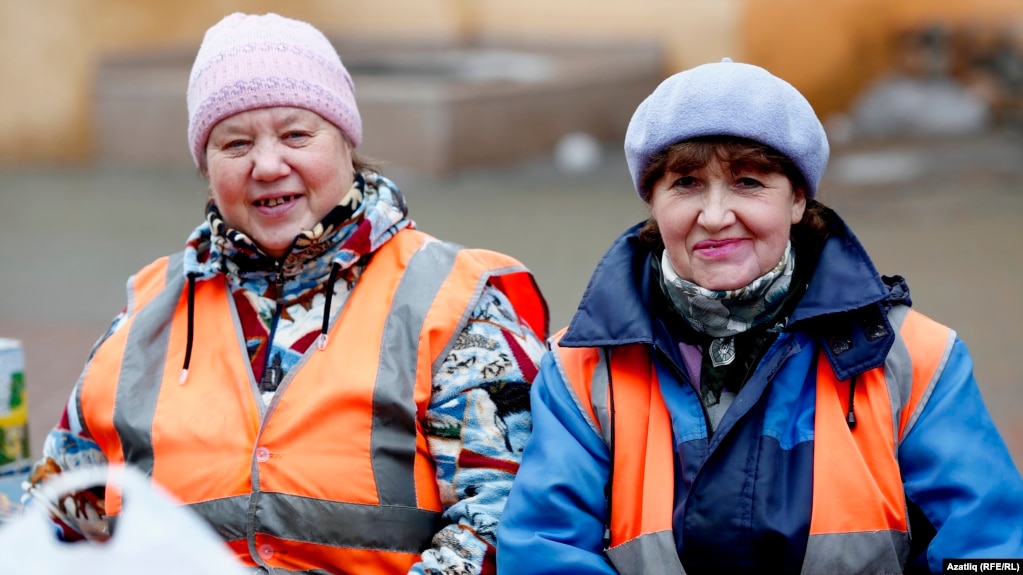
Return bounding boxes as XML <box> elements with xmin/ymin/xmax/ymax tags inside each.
<box><xmin>255</xmin><ymin>446</ymin><xmax>271</xmax><ymax>462</ymax></box>
<box><xmin>258</xmin><ymin>543</ymin><xmax>274</xmax><ymax>559</ymax></box>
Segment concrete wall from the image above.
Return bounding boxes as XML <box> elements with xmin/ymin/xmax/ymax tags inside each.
<box><xmin>1</xmin><ymin>0</ymin><xmax>1021</xmax><ymax>165</ymax></box>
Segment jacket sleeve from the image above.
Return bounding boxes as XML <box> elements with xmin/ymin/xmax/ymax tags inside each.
<box><xmin>29</xmin><ymin>309</ymin><xmax>125</xmax><ymax>484</ymax></box>
<box><xmin>24</xmin><ymin>311</ymin><xmax>123</xmax><ymax>540</ymax></box>
<box><xmin>898</xmin><ymin>337</ymin><xmax>1023</xmax><ymax>573</ymax></box>
<box><xmin>496</xmin><ymin>350</ymin><xmax>619</xmax><ymax>575</ymax></box>
<box><xmin>412</xmin><ymin>284</ymin><xmax>547</xmax><ymax>575</ymax></box>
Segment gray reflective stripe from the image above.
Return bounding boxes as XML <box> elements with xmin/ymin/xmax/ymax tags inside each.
<box><xmin>884</xmin><ymin>304</ymin><xmax>955</xmax><ymax>443</ymax></box>
<box><xmin>550</xmin><ymin>344</ymin><xmax>604</xmax><ymax>441</ymax></box>
<box><xmin>372</xmin><ymin>239</ymin><xmax>459</xmax><ymax>506</ymax></box>
<box><xmin>801</xmin><ymin>530</ymin><xmax>909</xmax><ymax>575</ymax></box>
<box><xmin>189</xmin><ymin>495</ymin><xmax>250</xmax><ymax>540</ymax></box>
<box><xmin>187</xmin><ymin>493</ymin><xmax>441</xmax><ymax>554</ymax></box>
<box><xmin>591</xmin><ymin>350</ymin><xmax>612</xmax><ymax>446</ymax></box>
<box><xmin>606</xmin><ymin>530</ymin><xmax>686</xmax><ymax>575</ymax></box>
<box><xmin>884</xmin><ymin>305</ymin><xmax>914</xmax><ymax>446</ymax></box>
<box><xmin>114</xmin><ymin>251</ymin><xmax>185</xmax><ymax>477</ymax></box>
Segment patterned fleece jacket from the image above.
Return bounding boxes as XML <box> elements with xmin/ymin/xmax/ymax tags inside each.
<box><xmin>30</xmin><ymin>171</ymin><xmax>547</xmax><ymax>575</ymax></box>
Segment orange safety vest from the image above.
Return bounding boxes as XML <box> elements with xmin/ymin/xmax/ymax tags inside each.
<box><xmin>553</xmin><ymin>305</ymin><xmax>952</xmax><ymax>575</ymax></box>
<box><xmin>76</xmin><ymin>228</ymin><xmax>547</xmax><ymax>574</ymax></box>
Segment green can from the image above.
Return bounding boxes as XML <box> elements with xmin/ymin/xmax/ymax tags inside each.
<box><xmin>0</xmin><ymin>338</ymin><xmax>29</xmax><ymax>476</ymax></box>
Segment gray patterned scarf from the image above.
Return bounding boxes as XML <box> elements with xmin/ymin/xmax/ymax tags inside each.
<box><xmin>660</xmin><ymin>241</ymin><xmax>794</xmax><ymax>367</ymax></box>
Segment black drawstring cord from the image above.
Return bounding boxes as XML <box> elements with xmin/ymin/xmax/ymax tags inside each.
<box><xmin>846</xmin><ymin>376</ymin><xmax>858</xmax><ymax>429</ymax></box>
<box><xmin>179</xmin><ymin>273</ymin><xmax>197</xmax><ymax>384</ymax></box>
<box><xmin>318</xmin><ymin>262</ymin><xmax>342</xmax><ymax>350</ymax></box>
<box><xmin>602</xmin><ymin>348</ymin><xmax>616</xmax><ymax>552</ymax></box>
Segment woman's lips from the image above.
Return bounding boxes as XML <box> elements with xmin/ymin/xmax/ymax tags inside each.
<box><xmin>252</xmin><ymin>194</ymin><xmax>301</xmax><ymax>215</ymax></box>
<box><xmin>253</xmin><ymin>194</ymin><xmax>298</xmax><ymax>208</ymax></box>
<box><xmin>693</xmin><ymin>238</ymin><xmax>745</xmax><ymax>258</ymax></box>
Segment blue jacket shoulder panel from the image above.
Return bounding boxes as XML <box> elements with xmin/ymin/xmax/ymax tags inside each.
<box><xmin>497</xmin><ymin>353</ymin><xmax>618</xmax><ymax>574</ymax></box>
<box><xmin>898</xmin><ymin>337</ymin><xmax>1023</xmax><ymax>571</ymax></box>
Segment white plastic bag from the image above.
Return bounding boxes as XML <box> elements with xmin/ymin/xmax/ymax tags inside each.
<box><xmin>0</xmin><ymin>464</ymin><xmax>251</xmax><ymax>575</ymax></box>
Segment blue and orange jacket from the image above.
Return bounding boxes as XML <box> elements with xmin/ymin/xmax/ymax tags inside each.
<box><xmin>497</xmin><ymin>215</ymin><xmax>1023</xmax><ymax>574</ymax></box>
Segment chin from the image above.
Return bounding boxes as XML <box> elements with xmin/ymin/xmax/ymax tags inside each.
<box><xmin>697</xmin><ymin>275</ymin><xmax>756</xmax><ymax>292</ymax></box>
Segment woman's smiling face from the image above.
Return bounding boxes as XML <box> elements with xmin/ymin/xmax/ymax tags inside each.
<box><xmin>204</xmin><ymin>106</ymin><xmax>355</xmax><ymax>258</ymax></box>
<box><xmin>649</xmin><ymin>156</ymin><xmax>805</xmax><ymax>291</ymax></box>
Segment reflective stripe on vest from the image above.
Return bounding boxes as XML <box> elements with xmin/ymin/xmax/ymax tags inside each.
<box><xmin>802</xmin><ymin>305</ymin><xmax>953</xmax><ymax>574</ymax></box>
<box><xmin>553</xmin><ymin>305</ymin><xmax>953</xmax><ymax>575</ymax></box>
<box><xmin>552</xmin><ymin>332</ymin><xmax>684</xmax><ymax>575</ymax></box>
<box><xmin>77</xmin><ymin>228</ymin><xmax>547</xmax><ymax>573</ymax></box>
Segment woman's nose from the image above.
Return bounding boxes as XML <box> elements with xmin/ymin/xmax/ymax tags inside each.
<box><xmin>696</xmin><ymin>186</ymin><xmax>735</xmax><ymax>229</ymax></box>
<box><xmin>251</xmin><ymin>141</ymin><xmax>290</xmax><ymax>180</ymax></box>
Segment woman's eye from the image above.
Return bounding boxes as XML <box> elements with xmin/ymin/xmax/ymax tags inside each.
<box><xmin>224</xmin><ymin>139</ymin><xmax>249</xmax><ymax>150</ymax></box>
<box><xmin>284</xmin><ymin>131</ymin><xmax>310</xmax><ymax>141</ymax></box>
<box><xmin>736</xmin><ymin>177</ymin><xmax>763</xmax><ymax>188</ymax></box>
<box><xmin>673</xmin><ymin>176</ymin><xmax>698</xmax><ymax>188</ymax></box>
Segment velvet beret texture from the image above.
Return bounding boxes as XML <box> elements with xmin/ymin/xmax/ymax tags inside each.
<box><xmin>625</xmin><ymin>60</ymin><xmax>829</xmax><ymax>200</ymax></box>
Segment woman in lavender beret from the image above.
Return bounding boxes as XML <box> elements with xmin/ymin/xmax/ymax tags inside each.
<box><xmin>498</xmin><ymin>59</ymin><xmax>1023</xmax><ymax>574</ymax></box>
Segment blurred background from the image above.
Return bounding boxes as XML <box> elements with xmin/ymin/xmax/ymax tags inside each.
<box><xmin>1</xmin><ymin>0</ymin><xmax>1021</xmax><ymax>470</ymax></box>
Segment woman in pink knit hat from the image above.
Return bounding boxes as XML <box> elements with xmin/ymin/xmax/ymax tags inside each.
<box><xmin>26</xmin><ymin>12</ymin><xmax>549</xmax><ymax>575</ymax></box>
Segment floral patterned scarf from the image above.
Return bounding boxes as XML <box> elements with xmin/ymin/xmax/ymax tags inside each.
<box><xmin>181</xmin><ymin>170</ymin><xmax>412</xmax><ymax>394</ymax></box>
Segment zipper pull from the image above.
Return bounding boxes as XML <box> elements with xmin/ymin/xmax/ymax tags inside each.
<box><xmin>273</xmin><ymin>260</ymin><xmax>284</xmax><ymax>303</ymax></box>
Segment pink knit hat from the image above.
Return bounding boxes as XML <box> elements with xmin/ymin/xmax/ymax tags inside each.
<box><xmin>186</xmin><ymin>12</ymin><xmax>362</xmax><ymax>167</ymax></box>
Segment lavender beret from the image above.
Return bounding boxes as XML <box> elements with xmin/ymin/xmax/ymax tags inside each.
<box><xmin>624</xmin><ymin>59</ymin><xmax>829</xmax><ymax>201</ymax></box>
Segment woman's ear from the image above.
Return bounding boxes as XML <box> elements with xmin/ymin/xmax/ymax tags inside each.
<box><xmin>791</xmin><ymin>187</ymin><xmax>808</xmax><ymax>224</ymax></box>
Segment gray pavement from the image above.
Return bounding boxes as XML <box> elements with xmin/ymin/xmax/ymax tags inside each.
<box><xmin>1</xmin><ymin>128</ymin><xmax>1021</xmax><ymax>470</ymax></box>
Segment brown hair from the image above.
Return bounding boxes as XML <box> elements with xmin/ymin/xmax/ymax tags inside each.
<box><xmin>637</xmin><ymin>136</ymin><xmax>828</xmax><ymax>250</ymax></box>
<box><xmin>639</xmin><ymin>136</ymin><xmax>806</xmax><ymax>196</ymax></box>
